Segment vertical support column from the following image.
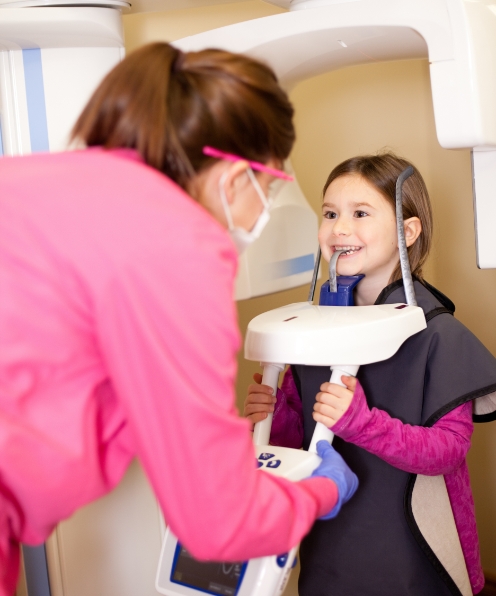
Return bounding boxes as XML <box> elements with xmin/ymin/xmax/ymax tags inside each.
<box><xmin>252</xmin><ymin>362</ymin><xmax>285</xmax><ymax>446</ymax></box>
<box><xmin>308</xmin><ymin>364</ymin><xmax>360</xmax><ymax>453</ymax></box>
<box><xmin>22</xmin><ymin>545</ymin><xmax>52</xmax><ymax>596</ymax></box>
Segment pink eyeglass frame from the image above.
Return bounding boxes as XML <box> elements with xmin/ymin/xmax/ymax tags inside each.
<box><xmin>203</xmin><ymin>146</ymin><xmax>294</xmax><ymax>181</ymax></box>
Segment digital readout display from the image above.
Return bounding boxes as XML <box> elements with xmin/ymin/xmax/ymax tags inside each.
<box><xmin>171</xmin><ymin>544</ymin><xmax>247</xmax><ymax>596</ymax></box>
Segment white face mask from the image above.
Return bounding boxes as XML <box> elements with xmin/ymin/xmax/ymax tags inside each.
<box><xmin>219</xmin><ymin>168</ymin><xmax>271</xmax><ymax>254</ymax></box>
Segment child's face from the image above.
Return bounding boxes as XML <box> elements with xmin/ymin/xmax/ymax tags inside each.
<box><xmin>318</xmin><ymin>174</ymin><xmax>399</xmax><ymax>283</ymax></box>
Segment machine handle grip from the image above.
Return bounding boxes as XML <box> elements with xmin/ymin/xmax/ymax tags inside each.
<box><xmin>308</xmin><ymin>364</ymin><xmax>360</xmax><ymax>454</ymax></box>
<box><xmin>252</xmin><ymin>362</ymin><xmax>285</xmax><ymax>446</ymax></box>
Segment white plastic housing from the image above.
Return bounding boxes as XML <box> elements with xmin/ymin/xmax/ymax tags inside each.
<box><xmin>156</xmin><ymin>444</ymin><xmax>319</xmax><ymax>596</ymax></box>
<box><xmin>255</xmin><ymin>445</ymin><xmax>321</xmax><ymax>482</ymax></box>
<box><xmin>175</xmin><ymin>0</ymin><xmax>496</xmax><ymax>149</ymax></box>
<box><xmin>157</xmin><ymin>528</ymin><xmax>299</xmax><ymax>596</ymax></box>
<box><xmin>245</xmin><ymin>302</ymin><xmax>427</xmax><ymax>366</ymax></box>
<box><xmin>0</xmin><ymin>0</ymin><xmax>129</xmax><ymax>7</ymax></box>
<box><xmin>235</xmin><ymin>170</ymin><xmax>318</xmax><ymax>300</ymax></box>
<box><xmin>0</xmin><ymin>8</ymin><xmax>124</xmax><ymax>155</ymax></box>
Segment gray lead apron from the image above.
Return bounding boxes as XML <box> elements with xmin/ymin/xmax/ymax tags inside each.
<box><xmin>293</xmin><ymin>280</ymin><xmax>496</xmax><ymax>596</ymax></box>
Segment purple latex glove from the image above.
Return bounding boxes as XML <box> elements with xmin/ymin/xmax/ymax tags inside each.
<box><xmin>311</xmin><ymin>440</ymin><xmax>359</xmax><ymax>519</ymax></box>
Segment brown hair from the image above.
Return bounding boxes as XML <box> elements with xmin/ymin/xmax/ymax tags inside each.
<box><xmin>323</xmin><ymin>152</ymin><xmax>433</xmax><ymax>282</ymax></box>
<box><xmin>71</xmin><ymin>42</ymin><xmax>295</xmax><ymax>190</ymax></box>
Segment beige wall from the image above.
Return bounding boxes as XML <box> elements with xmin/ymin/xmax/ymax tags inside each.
<box><xmin>48</xmin><ymin>4</ymin><xmax>495</xmax><ymax>592</ymax></box>
<box><xmin>122</xmin><ymin>1</ymin><xmax>284</xmax><ymax>52</ymax></box>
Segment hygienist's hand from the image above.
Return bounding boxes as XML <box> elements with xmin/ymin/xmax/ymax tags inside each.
<box><xmin>244</xmin><ymin>373</ymin><xmax>276</xmax><ymax>428</ymax></box>
<box><xmin>311</xmin><ymin>440</ymin><xmax>358</xmax><ymax>519</ymax></box>
<box><xmin>313</xmin><ymin>375</ymin><xmax>356</xmax><ymax>428</ymax></box>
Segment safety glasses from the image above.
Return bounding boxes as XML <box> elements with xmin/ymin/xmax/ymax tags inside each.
<box><xmin>203</xmin><ymin>146</ymin><xmax>294</xmax><ymax>181</ymax></box>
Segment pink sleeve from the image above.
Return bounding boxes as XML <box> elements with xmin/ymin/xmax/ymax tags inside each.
<box><xmin>270</xmin><ymin>368</ymin><xmax>304</xmax><ymax>449</ymax></box>
<box><xmin>331</xmin><ymin>381</ymin><xmax>473</xmax><ymax>475</ymax></box>
<box><xmin>96</xmin><ymin>220</ymin><xmax>337</xmax><ymax>562</ymax></box>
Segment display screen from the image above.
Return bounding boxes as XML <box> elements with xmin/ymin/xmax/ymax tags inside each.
<box><xmin>171</xmin><ymin>544</ymin><xmax>247</xmax><ymax>596</ymax></box>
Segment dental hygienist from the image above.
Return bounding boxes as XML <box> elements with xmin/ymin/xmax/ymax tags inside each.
<box><xmin>0</xmin><ymin>42</ymin><xmax>357</xmax><ymax>594</ymax></box>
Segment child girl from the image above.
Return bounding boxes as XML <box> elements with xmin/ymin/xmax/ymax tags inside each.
<box><xmin>244</xmin><ymin>153</ymin><xmax>496</xmax><ymax>596</ymax></box>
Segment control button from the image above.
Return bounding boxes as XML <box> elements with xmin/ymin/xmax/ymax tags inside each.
<box><xmin>256</xmin><ymin>460</ymin><xmax>263</xmax><ymax>468</ymax></box>
<box><xmin>276</xmin><ymin>553</ymin><xmax>288</xmax><ymax>568</ymax></box>
<box><xmin>266</xmin><ymin>459</ymin><xmax>281</xmax><ymax>468</ymax></box>
<box><xmin>258</xmin><ymin>453</ymin><xmax>275</xmax><ymax>461</ymax></box>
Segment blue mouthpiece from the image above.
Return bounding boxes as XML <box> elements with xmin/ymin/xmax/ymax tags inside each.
<box><xmin>319</xmin><ymin>275</ymin><xmax>365</xmax><ymax>306</ymax></box>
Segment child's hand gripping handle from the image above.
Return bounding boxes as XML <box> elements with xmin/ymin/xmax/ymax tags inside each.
<box><xmin>252</xmin><ymin>362</ymin><xmax>285</xmax><ymax>446</ymax></box>
<box><xmin>308</xmin><ymin>364</ymin><xmax>360</xmax><ymax>453</ymax></box>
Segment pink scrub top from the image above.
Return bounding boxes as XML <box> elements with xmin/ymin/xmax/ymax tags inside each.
<box><xmin>0</xmin><ymin>148</ymin><xmax>337</xmax><ymax>594</ymax></box>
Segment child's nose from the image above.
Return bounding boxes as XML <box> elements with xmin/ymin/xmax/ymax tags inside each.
<box><xmin>333</xmin><ymin>216</ymin><xmax>351</xmax><ymax>236</ymax></box>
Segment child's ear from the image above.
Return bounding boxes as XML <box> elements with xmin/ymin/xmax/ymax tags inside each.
<box><xmin>404</xmin><ymin>216</ymin><xmax>422</xmax><ymax>247</ymax></box>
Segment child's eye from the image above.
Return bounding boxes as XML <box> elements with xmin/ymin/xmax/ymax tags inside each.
<box><xmin>354</xmin><ymin>210</ymin><xmax>368</xmax><ymax>218</ymax></box>
<box><xmin>323</xmin><ymin>211</ymin><xmax>337</xmax><ymax>219</ymax></box>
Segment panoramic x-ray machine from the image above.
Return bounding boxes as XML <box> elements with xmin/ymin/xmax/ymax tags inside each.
<box><xmin>155</xmin><ymin>2</ymin><xmax>496</xmax><ymax>596</ymax></box>
<box><xmin>1</xmin><ymin>0</ymin><xmax>496</xmax><ymax>595</ymax></box>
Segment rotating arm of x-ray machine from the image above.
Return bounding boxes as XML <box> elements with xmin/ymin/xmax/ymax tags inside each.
<box><xmin>175</xmin><ymin>0</ymin><xmax>496</xmax><ymax>269</ymax></box>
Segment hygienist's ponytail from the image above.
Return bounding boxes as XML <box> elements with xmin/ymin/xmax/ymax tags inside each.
<box><xmin>72</xmin><ymin>42</ymin><xmax>295</xmax><ymax>190</ymax></box>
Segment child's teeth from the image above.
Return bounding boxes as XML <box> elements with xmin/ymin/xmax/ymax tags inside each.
<box><xmin>338</xmin><ymin>246</ymin><xmax>360</xmax><ymax>255</ymax></box>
